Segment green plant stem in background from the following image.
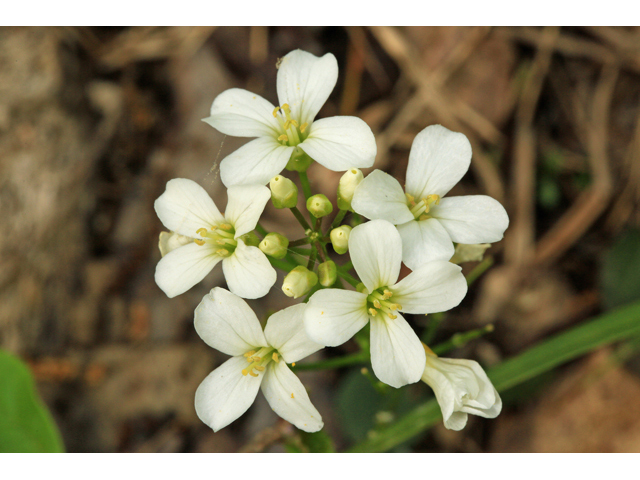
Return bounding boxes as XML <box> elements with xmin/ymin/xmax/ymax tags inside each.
<box><xmin>292</xmin><ymin>351</ymin><xmax>369</xmax><ymax>371</ymax></box>
<box><xmin>466</xmin><ymin>256</ymin><xmax>494</xmax><ymax>286</ymax></box>
<box><xmin>348</xmin><ymin>298</ymin><xmax>640</xmax><ymax>452</ymax></box>
<box><xmin>289</xmin><ymin>237</ymin><xmax>312</xmax><ymax>247</ymax></box>
<box><xmin>331</xmin><ymin>209</ymin><xmax>348</xmax><ymax>230</ymax></box>
<box><xmin>337</xmin><ymin>269</ymin><xmax>360</xmax><ymax>287</ymax></box>
<box><xmin>290</xmin><ymin>207</ymin><xmax>312</xmax><ymax>231</ymax></box>
<box><xmin>299</xmin><ymin>171</ymin><xmax>312</xmax><ymax>200</ymax></box>
<box><xmin>431</xmin><ymin>324</ymin><xmax>494</xmax><ymax>356</ymax></box>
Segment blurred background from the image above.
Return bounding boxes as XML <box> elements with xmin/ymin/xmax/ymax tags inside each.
<box><xmin>1</xmin><ymin>26</ymin><xmax>640</xmax><ymax>453</ymax></box>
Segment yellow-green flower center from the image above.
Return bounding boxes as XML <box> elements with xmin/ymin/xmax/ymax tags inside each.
<box><xmin>193</xmin><ymin>223</ymin><xmax>237</xmax><ymax>256</ymax></box>
<box><xmin>406</xmin><ymin>193</ymin><xmax>440</xmax><ymax>221</ymax></box>
<box><xmin>366</xmin><ymin>287</ymin><xmax>402</xmax><ymax>320</ymax></box>
<box><xmin>241</xmin><ymin>347</ymin><xmax>280</xmax><ymax>377</ymax></box>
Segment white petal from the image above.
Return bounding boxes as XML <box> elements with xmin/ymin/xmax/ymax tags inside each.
<box><xmin>158</xmin><ymin>231</ymin><xmax>193</xmax><ymax>257</ymax></box>
<box><xmin>349</xmin><ymin>220</ymin><xmax>402</xmax><ymax>292</ymax></box>
<box><xmin>351</xmin><ymin>170</ymin><xmax>414</xmax><ymax>225</ymax></box>
<box><xmin>392</xmin><ymin>260</ymin><xmax>467</xmax><ymax>314</ymax></box>
<box><xmin>224</xmin><ymin>185</ymin><xmax>271</xmax><ymax>237</ymax></box>
<box><xmin>154</xmin><ymin>243</ymin><xmax>222</xmax><ymax>298</ymax></box>
<box><xmin>405</xmin><ymin>125</ymin><xmax>472</xmax><ymax>199</ymax></box>
<box><xmin>264</xmin><ymin>304</ymin><xmax>323</xmax><ymax>364</ymax></box>
<box><xmin>154</xmin><ymin>178</ymin><xmax>224</xmax><ymax>237</ymax></box>
<box><xmin>444</xmin><ymin>412</ymin><xmax>469</xmax><ymax>431</ymax></box>
<box><xmin>203</xmin><ymin>88</ymin><xmax>281</xmax><ymax>138</ymax></box>
<box><xmin>195</xmin><ymin>356</ymin><xmax>262</xmax><ymax>432</ymax></box>
<box><xmin>369</xmin><ymin>313</ymin><xmax>425</xmax><ymax>388</ymax></box>
<box><xmin>276</xmin><ymin>50</ymin><xmax>338</xmax><ymax>126</ymax></box>
<box><xmin>300</xmin><ymin>116</ymin><xmax>377</xmax><ymax>171</ymax></box>
<box><xmin>304</xmin><ymin>289</ymin><xmax>369</xmax><ymax>347</ymax></box>
<box><xmin>430</xmin><ymin>195</ymin><xmax>509</xmax><ymax>244</ymax></box>
<box><xmin>396</xmin><ymin>218</ymin><xmax>455</xmax><ymax>270</ymax></box>
<box><xmin>194</xmin><ymin>287</ymin><xmax>268</xmax><ymax>356</ymax></box>
<box><xmin>220</xmin><ymin>137</ymin><xmax>295</xmax><ymax>188</ymax></box>
<box><xmin>421</xmin><ymin>363</ymin><xmax>457</xmax><ymax>422</ymax></box>
<box><xmin>261</xmin><ymin>361</ymin><xmax>323</xmax><ymax>432</ymax></box>
<box><xmin>222</xmin><ymin>240</ymin><xmax>276</xmax><ymax>299</ymax></box>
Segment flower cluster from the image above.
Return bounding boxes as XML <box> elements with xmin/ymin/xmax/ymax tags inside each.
<box><xmin>154</xmin><ymin>50</ymin><xmax>507</xmax><ymax>436</ymax></box>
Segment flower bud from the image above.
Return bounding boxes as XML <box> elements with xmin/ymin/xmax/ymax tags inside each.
<box><xmin>269</xmin><ymin>175</ymin><xmax>298</xmax><ymax>209</ymax></box>
<box><xmin>158</xmin><ymin>231</ymin><xmax>192</xmax><ymax>257</ymax></box>
<box><xmin>238</xmin><ymin>232</ymin><xmax>260</xmax><ymax>247</ymax></box>
<box><xmin>282</xmin><ymin>266</ymin><xmax>318</xmax><ymax>299</ymax></box>
<box><xmin>318</xmin><ymin>260</ymin><xmax>337</xmax><ymax>287</ymax></box>
<box><xmin>306</xmin><ymin>194</ymin><xmax>333</xmax><ymax>218</ymax></box>
<box><xmin>330</xmin><ymin>225</ymin><xmax>351</xmax><ymax>254</ymax></box>
<box><xmin>450</xmin><ymin>243</ymin><xmax>491</xmax><ymax>264</ymax></box>
<box><xmin>259</xmin><ymin>232</ymin><xmax>289</xmax><ymax>259</ymax></box>
<box><xmin>337</xmin><ymin>168</ymin><xmax>364</xmax><ymax>211</ymax></box>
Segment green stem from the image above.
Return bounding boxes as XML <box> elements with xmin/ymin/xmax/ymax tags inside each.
<box><xmin>291</xmin><ymin>351</ymin><xmax>369</xmax><ymax>371</ymax></box>
<box><xmin>339</xmin><ymin>260</ymin><xmax>353</xmax><ymax>271</ymax></box>
<box><xmin>289</xmin><ymin>237</ymin><xmax>312</xmax><ymax>247</ymax></box>
<box><xmin>289</xmin><ymin>247</ymin><xmax>313</xmax><ymax>256</ymax></box>
<box><xmin>268</xmin><ymin>256</ymin><xmax>296</xmax><ymax>272</ymax></box>
<box><xmin>290</xmin><ymin>206</ymin><xmax>312</xmax><ymax>231</ymax></box>
<box><xmin>315</xmin><ymin>242</ymin><xmax>326</xmax><ymax>263</ymax></box>
<box><xmin>255</xmin><ymin>222</ymin><xmax>268</xmax><ymax>237</ymax></box>
<box><xmin>430</xmin><ymin>324</ymin><xmax>495</xmax><ymax>356</ymax></box>
<box><xmin>466</xmin><ymin>256</ymin><xmax>494</xmax><ymax>286</ymax></box>
<box><xmin>421</xmin><ymin>311</ymin><xmax>446</xmax><ymax>344</ymax></box>
<box><xmin>299</xmin><ymin>171</ymin><xmax>312</xmax><ymax>200</ymax></box>
<box><xmin>307</xmin><ymin>248</ymin><xmax>318</xmax><ymax>270</ymax></box>
<box><xmin>331</xmin><ymin>209</ymin><xmax>348</xmax><ymax>230</ymax></box>
<box><xmin>337</xmin><ymin>269</ymin><xmax>359</xmax><ymax>288</ymax></box>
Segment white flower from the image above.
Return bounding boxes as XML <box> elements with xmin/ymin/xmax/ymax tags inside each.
<box><xmin>351</xmin><ymin>125</ymin><xmax>509</xmax><ymax>270</ymax></box>
<box><xmin>304</xmin><ymin>219</ymin><xmax>468</xmax><ymax>388</ymax></box>
<box><xmin>194</xmin><ymin>287</ymin><xmax>324</xmax><ymax>432</ymax></box>
<box><xmin>154</xmin><ymin>178</ymin><xmax>276</xmax><ymax>299</ymax></box>
<box><xmin>203</xmin><ymin>49</ymin><xmax>377</xmax><ymax>187</ymax></box>
<box><xmin>421</xmin><ymin>349</ymin><xmax>502</xmax><ymax>431</ymax></box>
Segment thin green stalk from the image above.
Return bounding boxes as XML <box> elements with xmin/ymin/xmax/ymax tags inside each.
<box><xmin>466</xmin><ymin>256</ymin><xmax>494</xmax><ymax>286</ymax></box>
<box><xmin>337</xmin><ymin>269</ymin><xmax>360</xmax><ymax>287</ymax></box>
<box><xmin>291</xmin><ymin>351</ymin><xmax>369</xmax><ymax>371</ymax></box>
<box><xmin>331</xmin><ymin>209</ymin><xmax>348</xmax><ymax>230</ymax></box>
<box><xmin>430</xmin><ymin>324</ymin><xmax>495</xmax><ymax>356</ymax></box>
<box><xmin>421</xmin><ymin>312</ymin><xmax>446</xmax><ymax>345</ymax></box>
<box><xmin>307</xmin><ymin>248</ymin><xmax>318</xmax><ymax>270</ymax></box>
<box><xmin>289</xmin><ymin>247</ymin><xmax>313</xmax><ymax>256</ymax></box>
<box><xmin>289</xmin><ymin>237</ymin><xmax>312</xmax><ymax>247</ymax></box>
<box><xmin>315</xmin><ymin>242</ymin><xmax>326</xmax><ymax>263</ymax></box>
<box><xmin>290</xmin><ymin>206</ymin><xmax>312</xmax><ymax>231</ymax></box>
<box><xmin>339</xmin><ymin>260</ymin><xmax>353</xmax><ymax>272</ymax></box>
<box><xmin>299</xmin><ymin>171</ymin><xmax>312</xmax><ymax>200</ymax></box>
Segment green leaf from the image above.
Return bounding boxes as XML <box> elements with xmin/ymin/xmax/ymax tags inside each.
<box><xmin>0</xmin><ymin>350</ymin><xmax>64</xmax><ymax>452</ymax></box>
<box><xmin>600</xmin><ymin>229</ymin><xmax>640</xmax><ymax>310</ymax></box>
<box><xmin>348</xmin><ymin>299</ymin><xmax>640</xmax><ymax>452</ymax></box>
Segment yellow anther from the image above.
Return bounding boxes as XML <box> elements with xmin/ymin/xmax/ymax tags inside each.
<box><xmin>282</xmin><ymin>103</ymin><xmax>290</xmax><ymax>113</ymax></box>
<box><xmin>273</xmin><ymin>106</ymin><xmax>280</xmax><ymax>117</ymax></box>
<box><xmin>248</xmin><ymin>370</ymin><xmax>259</xmax><ymax>377</ymax></box>
<box><xmin>196</xmin><ymin>228</ymin><xmax>208</xmax><ymax>236</ymax></box>
<box><xmin>283</xmin><ymin>120</ymin><xmax>291</xmax><ymax>130</ymax></box>
<box><xmin>216</xmin><ymin>240</ymin><xmax>226</xmax><ymax>245</ymax></box>
<box><xmin>373</xmin><ymin>299</ymin><xmax>382</xmax><ymax>309</ymax></box>
<box><xmin>389</xmin><ymin>303</ymin><xmax>400</xmax><ymax>311</ymax></box>
<box><xmin>383</xmin><ymin>289</ymin><xmax>393</xmax><ymax>300</ymax></box>
<box><xmin>405</xmin><ymin>193</ymin><xmax>416</xmax><ymax>207</ymax></box>
<box><xmin>387</xmin><ymin>313</ymin><xmax>397</xmax><ymax>320</ymax></box>
<box><xmin>292</xmin><ymin>362</ymin><xmax>296</xmax><ymax>367</ymax></box>
<box><xmin>278</xmin><ymin>134</ymin><xmax>289</xmax><ymax>142</ymax></box>
<box><xmin>426</xmin><ymin>194</ymin><xmax>441</xmax><ymax>206</ymax></box>
<box><xmin>300</xmin><ymin>122</ymin><xmax>308</xmax><ymax>133</ymax></box>
<box><xmin>251</xmin><ymin>356</ymin><xmax>261</xmax><ymax>362</ymax></box>
<box><xmin>242</xmin><ymin>369</ymin><xmax>249</xmax><ymax>376</ymax></box>
<box><xmin>216</xmin><ymin>249</ymin><xmax>231</xmax><ymax>256</ymax></box>
<box><xmin>244</xmin><ymin>350</ymin><xmax>256</xmax><ymax>357</ymax></box>
<box><xmin>289</xmin><ymin>119</ymin><xmax>299</xmax><ymax>127</ymax></box>
<box><xmin>368</xmin><ymin>308</ymin><xmax>378</xmax><ymax>317</ymax></box>
<box><xmin>219</xmin><ymin>223</ymin><xmax>233</xmax><ymax>231</ymax></box>
<box><xmin>291</xmin><ymin>393</ymin><xmax>295</xmax><ymax>399</ymax></box>
<box><xmin>255</xmin><ymin>366</ymin><xmax>265</xmax><ymax>372</ymax></box>
<box><xmin>272</xmin><ymin>352</ymin><xmax>280</xmax><ymax>363</ymax></box>
<box><xmin>194</xmin><ymin>239</ymin><xmax>205</xmax><ymax>246</ymax></box>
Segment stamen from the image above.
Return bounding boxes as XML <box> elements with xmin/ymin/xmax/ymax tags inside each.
<box><xmin>196</xmin><ymin>228</ymin><xmax>208</xmax><ymax>236</ymax></box>
<box><xmin>283</xmin><ymin>120</ymin><xmax>291</xmax><ymax>130</ymax></box>
<box><xmin>251</xmin><ymin>356</ymin><xmax>261</xmax><ymax>362</ymax></box>
<box><xmin>255</xmin><ymin>366</ymin><xmax>265</xmax><ymax>371</ymax></box>
<box><xmin>272</xmin><ymin>352</ymin><xmax>279</xmax><ymax>363</ymax></box>
<box><xmin>244</xmin><ymin>350</ymin><xmax>256</xmax><ymax>357</ymax></box>
<box><xmin>248</xmin><ymin>371</ymin><xmax>259</xmax><ymax>377</ymax></box>
<box><xmin>368</xmin><ymin>308</ymin><xmax>378</xmax><ymax>317</ymax></box>
<box><xmin>387</xmin><ymin>312</ymin><xmax>397</xmax><ymax>320</ymax></box>
<box><xmin>219</xmin><ymin>224</ymin><xmax>233</xmax><ymax>231</ymax></box>
<box><xmin>281</xmin><ymin>103</ymin><xmax>290</xmax><ymax>113</ymax></box>
<box><xmin>216</xmin><ymin>249</ymin><xmax>231</xmax><ymax>257</ymax></box>
<box><xmin>373</xmin><ymin>299</ymin><xmax>382</xmax><ymax>309</ymax></box>
<box><xmin>273</xmin><ymin>106</ymin><xmax>280</xmax><ymax>117</ymax></box>
<box><xmin>194</xmin><ymin>239</ymin><xmax>205</xmax><ymax>246</ymax></box>
<box><xmin>242</xmin><ymin>369</ymin><xmax>249</xmax><ymax>376</ymax></box>
<box><xmin>278</xmin><ymin>134</ymin><xmax>289</xmax><ymax>142</ymax></box>
<box><xmin>289</xmin><ymin>119</ymin><xmax>299</xmax><ymax>127</ymax></box>
<box><xmin>383</xmin><ymin>289</ymin><xmax>393</xmax><ymax>299</ymax></box>
<box><xmin>300</xmin><ymin>122</ymin><xmax>308</xmax><ymax>133</ymax></box>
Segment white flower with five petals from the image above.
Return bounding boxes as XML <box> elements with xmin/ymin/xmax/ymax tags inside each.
<box><xmin>304</xmin><ymin>220</ymin><xmax>468</xmax><ymax>388</ymax></box>
<box><xmin>154</xmin><ymin>178</ymin><xmax>276</xmax><ymax>299</ymax></box>
<box><xmin>422</xmin><ymin>348</ymin><xmax>502</xmax><ymax>431</ymax></box>
<box><xmin>203</xmin><ymin>49</ymin><xmax>377</xmax><ymax>187</ymax></box>
<box><xmin>351</xmin><ymin>125</ymin><xmax>509</xmax><ymax>270</ymax></box>
<box><xmin>194</xmin><ymin>288</ymin><xmax>324</xmax><ymax>432</ymax></box>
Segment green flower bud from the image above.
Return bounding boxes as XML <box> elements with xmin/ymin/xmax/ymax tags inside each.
<box><xmin>330</xmin><ymin>225</ymin><xmax>352</xmax><ymax>254</ymax></box>
<box><xmin>318</xmin><ymin>260</ymin><xmax>337</xmax><ymax>287</ymax></box>
<box><xmin>337</xmin><ymin>168</ymin><xmax>364</xmax><ymax>211</ymax></box>
<box><xmin>306</xmin><ymin>194</ymin><xmax>333</xmax><ymax>218</ymax></box>
<box><xmin>450</xmin><ymin>243</ymin><xmax>491</xmax><ymax>264</ymax></box>
<box><xmin>239</xmin><ymin>232</ymin><xmax>260</xmax><ymax>247</ymax></box>
<box><xmin>282</xmin><ymin>266</ymin><xmax>318</xmax><ymax>299</ymax></box>
<box><xmin>269</xmin><ymin>175</ymin><xmax>298</xmax><ymax>209</ymax></box>
<box><xmin>259</xmin><ymin>232</ymin><xmax>289</xmax><ymax>259</ymax></box>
